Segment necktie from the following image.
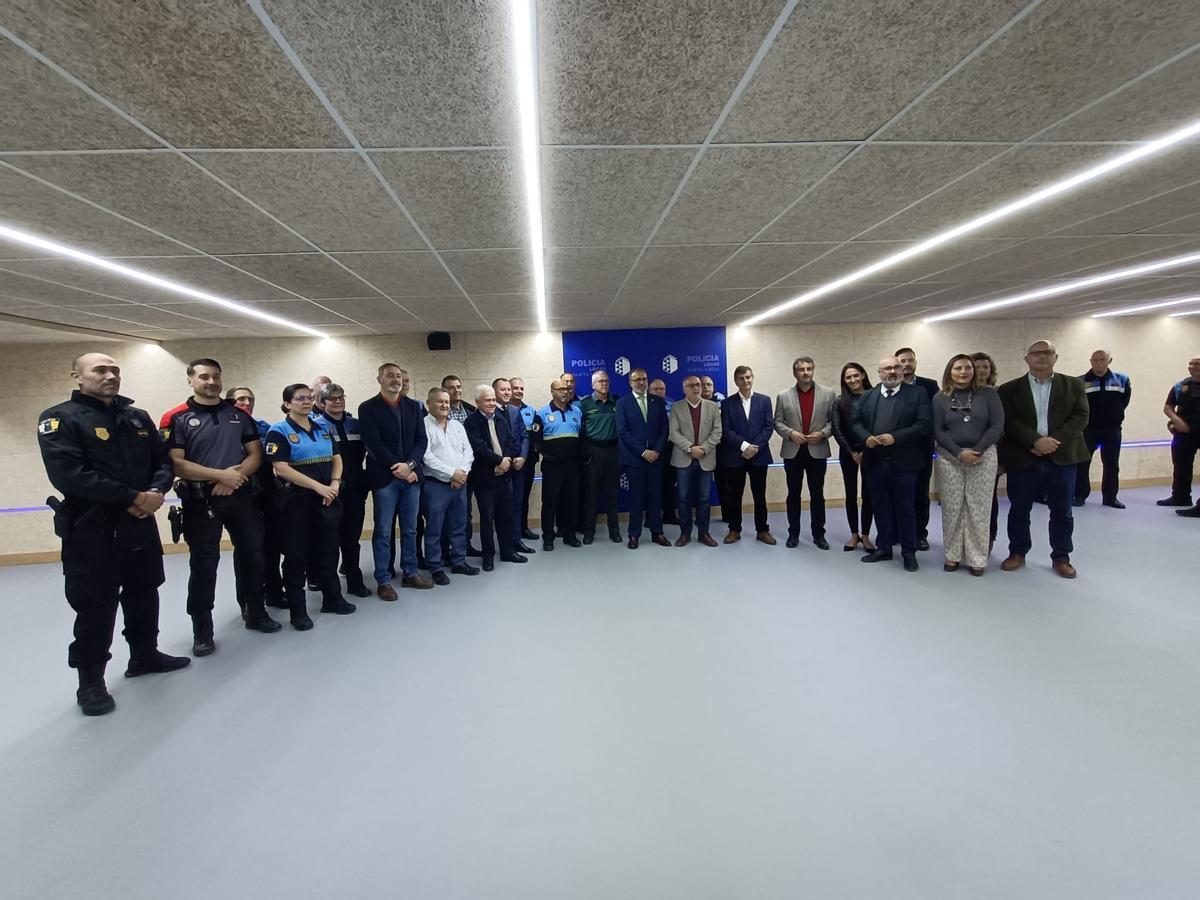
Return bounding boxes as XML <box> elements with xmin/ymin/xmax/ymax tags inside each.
<box><xmin>487</xmin><ymin>417</ymin><xmax>503</xmax><ymax>456</ymax></box>
<box><xmin>884</xmin><ymin>388</ymin><xmax>894</xmax><ymax>398</ymax></box>
<box><xmin>637</xmin><ymin>393</ymin><xmax>647</xmax><ymax>420</ymax></box>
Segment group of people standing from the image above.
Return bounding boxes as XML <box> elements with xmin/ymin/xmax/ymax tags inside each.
<box><xmin>36</xmin><ymin>344</ymin><xmax>1199</xmax><ymax>717</ymax></box>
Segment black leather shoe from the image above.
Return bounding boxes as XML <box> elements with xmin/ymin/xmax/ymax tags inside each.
<box><xmin>860</xmin><ymin>550</ymin><xmax>894</xmax><ymax>564</ymax></box>
<box><xmin>482</xmin><ymin>559</ymin><xmax>495</xmax><ymax>572</ymax></box>
<box><xmin>125</xmin><ymin>651</ymin><xmax>191</xmax><ymax>678</ymax></box>
<box><xmin>1071</xmin><ymin>498</ymin><xmax>1085</xmax><ymax>507</ymax></box>
<box><xmin>627</xmin><ymin>536</ymin><xmax>639</xmax><ymax>549</ymax></box>
<box><xmin>522</xmin><ymin>529</ymin><xmax>540</xmax><ymax>541</ymax></box>
<box><xmin>582</xmin><ymin>533</ymin><xmax>595</xmax><ymax>545</ymax></box>
<box><xmin>609</xmin><ymin>531</ymin><xmax>623</xmax><ymax>543</ymax></box>
<box><xmin>1157</xmin><ymin>496</ymin><xmax>1192</xmax><ymax>506</ymax></box>
<box><xmin>785</xmin><ymin>535</ymin><xmax>799</xmax><ymax>548</ymax></box>
<box><xmin>192</xmin><ymin>634</ymin><xmax>215</xmax><ymax>657</ymax></box>
<box><xmin>917</xmin><ymin>539</ymin><xmax>930</xmax><ymax>552</ymax></box>
<box><xmin>1177</xmin><ymin>506</ymin><xmax>1200</xmax><ymax>518</ymax></box>
<box><xmin>813</xmin><ymin>537</ymin><xmax>830</xmax><ymax>550</ymax></box>
<box><xmin>245</xmin><ymin>609</ymin><xmax>283</xmax><ymax>633</ymax></box>
<box><xmin>291</xmin><ymin>612</ymin><xmax>314</xmax><ymax>631</ymax></box>
<box><xmin>77</xmin><ymin>669</ymin><xmax>116</xmax><ymax>716</ymax></box>
<box><xmin>501</xmin><ymin>553</ymin><xmax>528</xmax><ymax>564</ymax></box>
<box><xmin>515</xmin><ymin>542</ymin><xmax>536</xmax><ymax>554</ymax></box>
<box><xmin>431</xmin><ymin>570</ymin><xmax>450</xmax><ymax>586</ymax></box>
<box><xmin>1102</xmin><ymin>499</ymin><xmax>1125</xmax><ymax>509</ymax></box>
<box><xmin>466</xmin><ymin>545</ymin><xmax>483</xmax><ymax>557</ymax></box>
<box><xmin>320</xmin><ymin>599</ymin><xmax>357</xmax><ymax>615</ymax></box>
<box><xmin>903</xmin><ymin>554</ymin><xmax>919</xmax><ymax>572</ymax></box>
<box><xmin>347</xmin><ymin>584</ymin><xmax>373</xmax><ymax>598</ymax></box>
<box><xmin>563</xmin><ymin>537</ymin><xmax>582</xmax><ymax>548</ymax></box>
<box><xmin>451</xmin><ymin>563</ymin><xmax>480</xmax><ymax>576</ymax></box>
<box><xmin>542</xmin><ymin>540</ymin><xmax>554</xmax><ymax>551</ymax></box>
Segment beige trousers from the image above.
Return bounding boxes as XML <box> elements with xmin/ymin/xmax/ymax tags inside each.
<box><xmin>936</xmin><ymin>445</ymin><xmax>998</xmax><ymax>568</ymax></box>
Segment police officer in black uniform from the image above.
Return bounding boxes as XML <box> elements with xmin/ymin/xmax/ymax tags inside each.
<box><xmin>37</xmin><ymin>352</ymin><xmax>190</xmax><ymax>716</ymax></box>
<box><xmin>312</xmin><ymin>382</ymin><xmax>371</xmax><ymax>597</ymax></box>
<box><xmin>1160</xmin><ymin>355</ymin><xmax>1200</xmax><ymax>514</ymax></box>
<box><xmin>165</xmin><ymin>358</ymin><xmax>281</xmax><ymax>656</ymax></box>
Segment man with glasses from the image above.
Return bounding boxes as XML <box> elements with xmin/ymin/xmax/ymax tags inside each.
<box><xmin>508</xmin><ymin>377</ymin><xmax>540</xmax><ymax>541</ymax></box>
<box><xmin>166</xmin><ymin>358</ymin><xmax>281</xmax><ymax>655</ymax></box>
<box><xmin>669</xmin><ymin>375</ymin><xmax>723</xmax><ymax>547</ymax></box>
<box><xmin>849</xmin><ymin>356</ymin><xmax>933</xmax><ymax>572</ymax></box>
<box><xmin>895</xmin><ymin>348</ymin><xmax>939</xmax><ymax>551</ymax></box>
<box><xmin>617</xmin><ymin>368</ymin><xmax>672</xmax><ymax>549</ymax></box>
<box><xmin>537</xmin><ymin>379</ymin><xmax>584</xmax><ymax>550</ymax></box>
<box><xmin>441</xmin><ymin>375</ymin><xmax>480</xmax><ymax>557</ymax></box>
<box><xmin>997</xmin><ymin>340</ymin><xmax>1089</xmax><ymax>578</ymax></box>
<box><xmin>313</xmin><ymin>383</ymin><xmax>371</xmax><ymax>597</ymax></box>
<box><xmin>581</xmin><ymin>370</ymin><xmax>622</xmax><ymax>544</ymax></box>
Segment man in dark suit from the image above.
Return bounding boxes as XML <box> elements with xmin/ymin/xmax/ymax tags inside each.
<box><xmin>997</xmin><ymin>339</ymin><xmax>1089</xmax><ymax>579</ymax></box>
<box><xmin>493</xmin><ymin>377</ymin><xmax>535</xmax><ymax>555</ymax></box>
<box><xmin>616</xmin><ymin>367</ymin><xmax>672</xmax><ymax>549</ymax></box>
<box><xmin>719</xmin><ymin>365</ymin><xmax>776</xmax><ymax>545</ymax></box>
<box><xmin>359</xmin><ymin>362</ymin><xmax>432</xmax><ymax>598</ymax></box>
<box><xmin>464</xmin><ymin>386</ymin><xmax>527</xmax><ymax>571</ymax></box>
<box><xmin>896</xmin><ymin>347</ymin><xmax>940</xmax><ymax>550</ymax></box>
<box><xmin>850</xmin><ymin>356</ymin><xmax>934</xmax><ymax>572</ymax></box>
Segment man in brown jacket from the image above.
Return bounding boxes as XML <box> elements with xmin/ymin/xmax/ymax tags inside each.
<box><xmin>997</xmin><ymin>339</ymin><xmax>1089</xmax><ymax>578</ymax></box>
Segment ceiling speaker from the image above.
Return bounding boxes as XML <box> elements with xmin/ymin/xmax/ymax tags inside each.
<box><xmin>427</xmin><ymin>331</ymin><xmax>451</xmax><ymax>351</ymax></box>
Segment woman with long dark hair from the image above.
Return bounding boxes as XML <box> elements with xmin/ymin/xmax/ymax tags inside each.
<box><xmin>829</xmin><ymin>362</ymin><xmax>876</xmax><ymax>552</ymax></box>
<box><xmin>971</xmin><ymin>351</ymin><xmax>1002</xmax><ymax>550</ymax></box>
<box><xmin>264</xmin><ymin>384</ymin><xmax>356</xmax><ymax>630</ymax></box>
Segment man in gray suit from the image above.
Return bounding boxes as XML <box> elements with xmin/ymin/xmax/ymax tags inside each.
<box><xmin>669</xmin><ymin>374</ymin><xmax>723</xmax><ymax>547</ymax></box>
<box><xmin>774</xmin><ymin>356</ymin><xmax>837</xmax><ymax>550</ymax></box>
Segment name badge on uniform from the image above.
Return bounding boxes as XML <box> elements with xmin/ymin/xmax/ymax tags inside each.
<box><xmin>188</xmin><ymin>418</ymin><xmax>201</xmax><ymax>427</ymax></box>
<box><xmin>37</xmin><ymin>417</ymin><xmax>60</xmax><ymax>434</ymax></box>
<box><xmin>288</xmin><ymin>433</ymin><xmax>300</xmax><ymax>443</ymax></box>
<box><xmin>94</xmin><ymin>427</ymin><xmax>110</xmax><ymax>441</ymax></box>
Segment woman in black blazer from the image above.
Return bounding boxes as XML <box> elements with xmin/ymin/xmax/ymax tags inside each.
<box><xmin>829</xmin><ymin>363</ymin><xmax>876</xmax><ymax>552</ymax></box>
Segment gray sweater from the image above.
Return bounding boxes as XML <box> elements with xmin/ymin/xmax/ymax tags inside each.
<box><xmin>933</xmin><ymin>387</ymin><xmax>1004</xmax><ymax>458</ymax></box>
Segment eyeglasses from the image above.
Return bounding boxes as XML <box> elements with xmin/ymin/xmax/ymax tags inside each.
<box><xmin>324</xmin><ymin>395</ymin><xmax>346</xmax><ymax>402</ymax></box>
<box><xmin>879</xmin><ymin>365</ymin><xmax>900</xmax><ymax>372</ymax></box>
<box><xmin>291</xmin><ymin>395</ymin><xmax>314</xmax><ymax>403</ymax></box>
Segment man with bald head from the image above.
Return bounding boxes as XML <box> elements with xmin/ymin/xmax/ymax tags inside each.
<box><xmin>536</xmin><ymin>378</ymin><xmax>584</xmax><ymax>549</ymax></box>
<box><xmin>997</xmin><ymin>339</ymin><xmax>1089</xmax><ymax>578</ymax></box>
<box><xmin>38</xmin><ymin>353</ymin><xmax>190</xmax><ymax>715</ymax></box>
<box><xmin>1075</xmin><ymin>349</ymin><xmax>1131</xmax><ymax>508</ymax></box>
<box><xmin>849</xmin><ymin>356</ymin><xmax>933</xmax><ymax>572</ymax></box>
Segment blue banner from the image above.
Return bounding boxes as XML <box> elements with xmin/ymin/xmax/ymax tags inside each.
<box><xmin>562</xmin><ymin>326</ymin><xmax>728</xmax><ymax>403</ymax></box>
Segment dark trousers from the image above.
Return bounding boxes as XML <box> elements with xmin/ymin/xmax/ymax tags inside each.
<box><xmin>236</xmin><ymin>487</ymin><xmax>283</xmax><ymax>605</ymax></box>
<box><xmin>541</xmin><ymin>458</ymin><xmax>580</xmax><ymax>542</ymax></box>
<box><xmin>661</xmin><ymin>462</ymin><xmax>679</xmax><ymax>524</ymax></box>
<box><xmin>61</xmin><ymin>512</ymin><xmax>164</xmax><ymax>669</ymax></box>
<box><xmin>519</xmin><ymin>457</ymin><xmax>537</xmax><ymax>533</ymax></box>
<box><xmin>422</xmin><ymin>480</ymin><xmax>468</xmax><ymax>572</ymax></box>
<box><xmin>866</xmin><ymin>458</ymin><xmax>918</xmax><ymax>556</ymax></box>
<box><xmin>1170</xmin><ymin>431</ymin><xmax>1199</xmax><ymax>500</ymax></box>
<box><xmin>915</xmin><ymin>458</ymin><xmax>933</xmax><ymax>541</ymax></box>
<box><xmin>838</xmin><ymin>451</ymin><xmax>873</xmax><ymax>537</ymax></box>
<box><xmin>723</xmin><ymin>462</ymin><xmax>770</xmax><ymax>533</ymax></box>
<box><xmin>1006</xmin><ymin>460</ymin><xmax>1076</xmax><ymax>561</ymax></box>
<box><xmin>623</xmin><ymin>460</ymin><xmax>664</xmax><ymax>538</ymax></box>
<box><xmin>336</xmin><ymin>483</ymin><xmax>368</xmax><ymax>588</ymax></box>
<box><xmin>474</xmin><ymin>476</ymin><xmax>516</xmax><ymax>561</ymax></box>
<box><xmin>1075</xmin><ymin>426</ymin><xmax>1122</xmax><ymax>502</ymax></box>
<box><xmin>281</xmin><ymin>492</ymin><xmax>343</xmax><ymax>604</ymax></box>
<box><xmin>989</xmin><ymin>471</ymin><xmax>1001</xmax><ymax>546</ymax></box>
<box><xmin>584</xmin><ymin>443</ymin><xmax>620</xmax><ymax>537</ymax></box>
<box><xmin>676</xmin><ymin>461</ymin><xmax>714</xmax><ymax>536</ymax></box>
<box><xmin>714</xmin><ymin>465</ymin><xmax>733</xmax><ymax>523</ymax></box>
<box><xmin>183</xmin><ymin>493</ymin><xmax>264</xmax><ymax>619</ymax></box>
<box><xmin>784</xmin><ymin>449</ymin><xmax>827</xmax><ymax>539</ymax></box>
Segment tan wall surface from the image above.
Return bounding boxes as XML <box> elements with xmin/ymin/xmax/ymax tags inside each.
<box><xmin>4</xmin><ymin>317</ymin><xmax>1197</xmax><ymax>559</ymax></box>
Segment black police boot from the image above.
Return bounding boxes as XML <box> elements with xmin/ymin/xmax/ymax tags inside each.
<box><xmin>320</xmin><ymin>595</ymin><xmax>357</xmax><ymax>615</ymax></box>
<box><xmin>288</xmin><ymin>594</ymin><xmax>314</xmax><ymax>631</ymax></box>
<box><xmin>244</xmin><ymin>599</ymin><xmax>283</xmax><ymax>634</ymax></box>
<box><xmin>345</xmin><ymin>575</ymin><xmax>372</xmax><ymax>599</ymax></box>
<box><xmin>191</xmin><ymin>613</ymin><xmax>215</xmax><ymax>657</ymax></box>
<box><xmin>76</xmin><ymin>665</ymin><xmax>116</xmax><ymax>716</ymax></box>
<box><xmin>125</xmin><ymin>647</ymin><xmax>191</xmax><ymax>678</ymax></box>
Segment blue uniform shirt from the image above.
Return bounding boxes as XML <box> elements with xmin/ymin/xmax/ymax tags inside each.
<box><xmin>265</xmin><ymin>417</ymin><xmax>340</xmax><ymax>485</ymax></box>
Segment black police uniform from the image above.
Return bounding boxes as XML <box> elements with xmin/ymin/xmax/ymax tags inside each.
<box><xmin>37</xmin><ymin>391</ymin><xmax>185</xmax><ymax>713</ymax></box>
<box><xmin>166</xmin><ymin>397</ymin><xmax>279</xmax><ymax>650</ymax></box>
<box><xmin>313</xmin><ymin>410</ymin><xmax>369</xmax><ymax>595</ymax></box>
<box><xmin>1165</xmin><ymin>376</ymin><xmax>1200</xmax><ymax>503</ymax></box>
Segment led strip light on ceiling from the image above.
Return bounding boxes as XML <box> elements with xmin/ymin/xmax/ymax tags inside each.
<box><xmin>1090</xmin><ymin>294</ymin><xmax>1200</xmax><ymax>318</ymax></box>
<box><xmin>922</xmin><ymin>251</ymin><xmax>1200</xmax><ymax>322</ymax></box>
<box><xmin>1170</xmin><ymin>308</ymin><xmax>1200</xmax><ymax>318</ymax></box>
<box><xmin>511</xmin><ymin>0</ymin><xmax>549</xmax><ymax>333</ymax></box>
<box><xmin>0</xmin><ymin>223</ymin><xmax>330</xmax><ymax>338</ymax></box>
<box><xmin>738</xmin><ymin>116</ymin><xmax>1200</xmax><ymax>329</ymax></box>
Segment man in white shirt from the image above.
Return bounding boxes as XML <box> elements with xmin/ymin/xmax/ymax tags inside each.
<box><xmin>421</xmin><ymin>388</ymin><xmax>479</xmax><ymax>584</ymax></box>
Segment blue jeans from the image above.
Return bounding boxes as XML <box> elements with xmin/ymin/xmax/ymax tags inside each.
<box><xmin>676</xmin><ymin>461</ymin><xmax>713</xmax><ymax>536</ymax></box>
<box><xmin>1006</xmin><ymin>460</ymin><xmax>1076</xmax><ymax>561</ymax></box>
<box><xmin>421</xmin><ymin>479</ymin><xmax>467</xmax><ymax>573</ymax></box>
<box><xmin>372</xmin><ymin>479</ymin><xmax>420</xmax><ymax>583</ymax></box>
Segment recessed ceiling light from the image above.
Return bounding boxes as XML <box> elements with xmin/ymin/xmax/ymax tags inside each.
<box><xmin>739</xmin><ymin>116</ymin><xmax>1200</xmax><ymax>328</ymax></box>
<box><xmin>511</xmin><ymin>0</ymin><xmax>548</xmax><ymax>333</ymax></box>
<box><xmin>922</xmin><ymin>251</ymin><xmax>1200</xmax><ymax>323</ymax></box>
<box><xmin>1089</xmin><ymin>294</ymin><xmax>1200</xmax><ymax>319</ymax></box>
<box><xmin>0</xmin><ymin>223</ymin><xmax>331</xmax><ymax>338</ymax></box>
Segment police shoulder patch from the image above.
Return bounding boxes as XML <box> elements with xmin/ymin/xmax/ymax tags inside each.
<box><xmin>265</xmin><ymin>442</ymin><xmax>279</xmax><ymax>455</ymax></box>
<box><xmin>37</xmin><ymin>417</ymin><xmax>60</xmax><ymax>435</ymax></box>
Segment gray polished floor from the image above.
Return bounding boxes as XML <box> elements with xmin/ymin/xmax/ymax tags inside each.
<box><xmin>1</xmin><ymin>486</ymin><xmax>1198</xmax><ymax>900</ymax></box>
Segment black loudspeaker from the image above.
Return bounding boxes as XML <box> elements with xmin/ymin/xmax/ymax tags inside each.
<box><xmin>427</xmin><ymin>331</ymin><xmax>451</xmax><ymax>351</ymax></box>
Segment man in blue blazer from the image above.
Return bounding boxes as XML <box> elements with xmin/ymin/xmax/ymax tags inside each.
<box><xmin>616</xmin><ymin>367</ymin><xmax>672</xmax><ymax>549</ymax></box>
<box><xmin>358</xmin><ymin>362</ymin><xmax>431</xmax><ymax>598</ymax></box>
<box><xmin>464</xmin><ymin>385</ymin><xmax>528</xmax><ymax>571</ymax></box>
<box><xmin>493</xmin><ymin>377</ymin><xmax>535</xmax><ymax>555</ymax></box>
<box><xmin>719</xmin><ymin>365</ymin><xmax>777</xmax><ymax>544</ymax></box>
<box><xmin>849</xmin><ymin>356</ymin><xmax>933</xmax><ymax>572</ymax></box>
